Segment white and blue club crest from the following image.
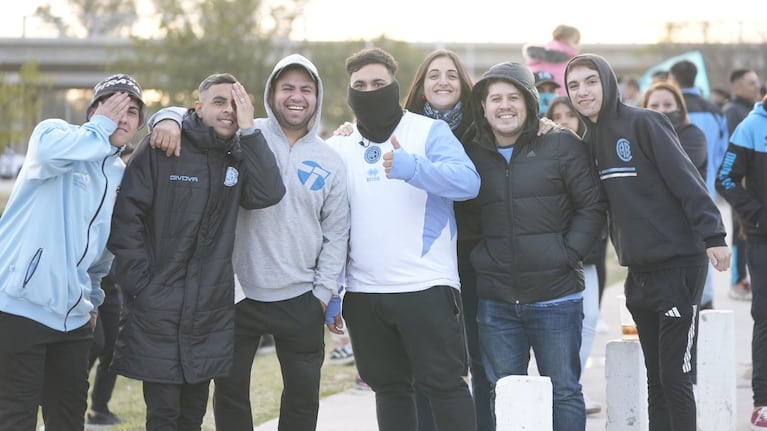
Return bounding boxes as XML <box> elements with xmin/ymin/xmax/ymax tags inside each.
<box><xmin>616</xmin><ymin>138</ymin><xmax>632</xmax><ymax>162</ymax></box>
<box><xmin>364</xmin><ymin>146</ymin><xmax>382</xmax><ymax>164</ymax></box>
<box><xmin>224</xmin><ymin>166</ymin><xmax>239</xmax><ymax>186</ymax></box>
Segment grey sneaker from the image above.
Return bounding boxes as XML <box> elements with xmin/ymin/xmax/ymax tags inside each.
<box><xmin>86</xmin><ymin>409</ymin><xmax>121</xmax><ymax>428</ymax></box>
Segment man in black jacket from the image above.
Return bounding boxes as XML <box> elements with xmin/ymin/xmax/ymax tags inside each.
<box><xmin>565</xmin><ymin>54</ymin><xmax>731</xmax><ymax>431</ymax></box>
<box><xmin>108</xmin><ymin>73</ymin><xmax>285</xmax><ymax>430</ymax></box>
<box><xmin>465</xmin><ymin>61</ymin><xmax>607</xmax><ymax>431</ymax></box>
<box><xmin>723</xmin><ymin>68</ymin><xmax>762</xmax><ymax>301</ymax></box>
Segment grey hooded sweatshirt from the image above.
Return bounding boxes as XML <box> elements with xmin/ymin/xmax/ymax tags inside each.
<box><xmin>149</xmin><ymin>54</ymin><xmax>350</xmax><ymax>305</ymax></box>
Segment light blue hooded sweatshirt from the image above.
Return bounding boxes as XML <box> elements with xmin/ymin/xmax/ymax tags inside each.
<box><xmin>0</xmin><ymin>114</ymin><xmax>125</xmax><ymax>331</ymax></box>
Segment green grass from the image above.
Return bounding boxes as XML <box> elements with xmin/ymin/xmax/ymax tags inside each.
<box><xmin>91</xmin><ymin>341</ymin><xmax>358</xmax><ymax>430</ymax></box>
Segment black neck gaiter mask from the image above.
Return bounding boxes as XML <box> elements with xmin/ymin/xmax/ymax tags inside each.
<box><xmin>348</xmin><ymin>81</ymin><xmax>404</xmax><ymax>143</ymax></box>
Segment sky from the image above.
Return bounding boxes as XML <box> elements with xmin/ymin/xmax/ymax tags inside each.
<box><xmin>1</xmin><ymin>0</ymin><xmax>763</xmax><ymax>44</ymax></box>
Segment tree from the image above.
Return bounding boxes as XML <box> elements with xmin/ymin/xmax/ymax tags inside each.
<box><xmin>0</xmin><ymin>62</ymin><xmax>48</xmax><ymax>152</ymax></box>
<box><xmin>34</xmin><ymin>0</ymin><xmax>138</xmax><ymax>38</ymax></box>
<box><xmin>114</xmin><ymin>0</ymin><xmax>309</xmax><ymax>118</ymax></box>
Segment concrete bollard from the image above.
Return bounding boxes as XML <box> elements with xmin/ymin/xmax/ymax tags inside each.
<box><xmin>605</xmin><ymin>340</ymin><xmax>648</xmax><ymax>431</ymax></box>
<box><xmin>495</xmin><ymin>375</ymin><xmax>553</xmax><ymax>431</ymax></box>
<box><xmin>697</xmin><ymin>309</ymin><xmax>736</xmax><ymax>430</ymax></box>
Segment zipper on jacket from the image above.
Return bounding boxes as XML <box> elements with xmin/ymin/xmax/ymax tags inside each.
<box><xmin>64</xmin><ymin>293</ymin><xmax>84</xmax><ymax>332</ymax></box>
<box><xmin>77</xmin><ymin>152</ymin><xmax>114</xmax><ymax>266</ymax></box>
<box><xmin>22</xmin><ymin>248</ymin><xmax>43</xmax><ymax>287</ymax></box>
<box><xmin>70</xmin><ymin>150</ymin><xmax>115</xmax><ymax>330</ymax></box>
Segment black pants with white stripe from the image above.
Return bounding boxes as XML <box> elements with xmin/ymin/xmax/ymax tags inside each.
<box><xmin>625</xmin><ymin>264</ymin><xmax>707</xmax><ymax>431</ymax></box>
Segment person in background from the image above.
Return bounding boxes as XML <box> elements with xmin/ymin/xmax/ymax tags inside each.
<box><xmin>546</xmin><ymin>96</ymin><xmax>584</xmax><ymax>136</ymax></box>
<box><xmin>0</xmin><ymin>74</ymin><xmax>145</xmax><ymax>431</ymax></box>
<box><xmin>523</xmin><ymin>24</ymin><xmax>581</xmax><ymax>95</ymax></box>
<box><xmin>565</xmin><ymin>53</ymin><xmax>731</xmax><ymax>431</ymax></box>
<box><xmin>723</xmin><ymin>68</ymin><xmax>762</xmax><ymax>301</ymax></box>
<box><xmin>149</xmin><ymin>54</ymin><xmax>350</xmax><ymax>431</ymax></box>
<box><xmin>466</xmin><ymin>61</ymin><xmax>606</xmax><ymax>430</ymax></box>
<box><xmin>669</xmin><ymin>59</ymin><xmax>729</xmax><ymax>311</ymax></box>
<box><xmin>326</xmin><ymin>47</ymin><xmax>480</xmax><ymax>431</ymax></box>
<box><xmin>402</xmin><ymin>48</ymin><xmax>493</xmax><ymax>431</ymax></box>
<box><xmin>108</xmin><ymin>73</ymin><xmax>285</xmax><ymax>431</ymax></box>
<box><xmin>641</xmin><ymin>81</ymin><xmax>707</xmax><ymax>180</ymax></box>
<box><xmin>620</xmin><ymin>75</ymin><xmax>642</xmax><ymax>106</ymax></box>
<box><xmin>85</xmin><ymin>143</ymin><xmax>136</xmax><ymax>427</ymax></box>
<box><xmin>651</xmin><ymin>70</ymin><xmax>669</xmax><ymax>84</ymax></box>
<box><xmin>534</xmin><ymin>70</ymin><xmax>561</xmax><ymax>117</ymax></box>
<box><xmin>716</xmin><ymin>92</ymin><xmax>767</xmax><ymax>431</ymax></box>
<box><xmin>710</xmin><ymin>87</ymin><xmax>731</xmax><ymax>110</ymax></box>
<box><xmin>546</xmin><ymin>95</ymin><xmax>608</xmax><ymax>416</ymax></box>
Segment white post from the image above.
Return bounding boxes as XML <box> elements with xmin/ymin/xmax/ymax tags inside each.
<box><xmin>697</xmin><ymin>309</ymin><xmax>736</xmax><ymax>430</ymax></box>
<box><xmin>605</xmin><ymin>340</ymin><xmax>649</xmax><ymax>431</ymax></box>
<box><xmin>495</xmin><ymin>375</ymin><xmax>553</xmax><ymax>431</ymax></box>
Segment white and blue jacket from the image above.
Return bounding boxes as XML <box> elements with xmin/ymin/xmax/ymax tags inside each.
<box><xmin>326</xmin><ymin>111</ymin><xmax>480</xmax><ymax>293</ymax></box>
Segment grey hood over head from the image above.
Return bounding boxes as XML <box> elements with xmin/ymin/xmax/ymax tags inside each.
<box><xmin>260</xmin><ymin>53</ymin><xmax>323</xmax><ymax>140</ymax></box>
<box><xmin>469</xmin><ymin>61</ymin><xmax>541</xmax><ymax>148</ymax></box>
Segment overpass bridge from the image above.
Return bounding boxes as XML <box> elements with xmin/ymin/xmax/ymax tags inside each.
<box><xmin>2</xmin><ymin>37</ymin><xmax>765</xmax><ymax>91</ymax></box>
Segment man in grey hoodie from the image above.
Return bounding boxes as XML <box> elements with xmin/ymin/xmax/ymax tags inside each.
<box><xmin>149</xmin><ymin>54</ymin><xmax>350</xmax><ymax>431</ymax></box>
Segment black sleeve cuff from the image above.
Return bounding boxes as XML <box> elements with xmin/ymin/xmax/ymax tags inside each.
<box><xmin>703</xmin><ymin>234</ymin><xmax>727</xmax><ymax>249</ymax></box>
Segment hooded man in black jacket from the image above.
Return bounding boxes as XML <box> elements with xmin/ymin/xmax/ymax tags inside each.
<box><xmin>465</xmin><ymin>61</ymin><xmax>607</xmax><ymax>431</ymax></box>
<box><xmin>108</xmin><ymin>73</ymin><xmax>285</xmax><ymax>430</ymax></box>
<box><xmin>565</xmin><ymin>54</ymin><xmax>731</xmax><ymax>431</ymax></box>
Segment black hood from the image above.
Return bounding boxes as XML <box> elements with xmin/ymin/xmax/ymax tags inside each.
<box><xmin>469</xmin><ymin>61</ymin><xmax>541</xmax><ymax>148</ymax></box>
<box><xmin>563</xmin><ymin>54</ymin><xmax>621</xmax><ymax>134</ymax></box>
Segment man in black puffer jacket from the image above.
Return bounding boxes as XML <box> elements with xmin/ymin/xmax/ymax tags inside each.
<box><xmin>465</xmin><ymin>61</ymin><xmax>606</xmax><ymax>431</ymax></box>
<box><xmin>108</xmin><ymin>73</ymin><xmax>285</xmax><ymax>430</ymax></box>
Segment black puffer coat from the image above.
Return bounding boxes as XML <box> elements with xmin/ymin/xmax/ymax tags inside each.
<box><xmin>108</xmin><ymin>110</ymin><xmax>285</xmax><ymax>384</ymax></box>
<box><xmin>466</xmin><ymin>62</ymin><xmax>607</xmax><ymax>304</ymax></box>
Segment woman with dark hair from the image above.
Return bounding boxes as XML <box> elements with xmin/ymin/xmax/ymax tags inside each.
<box><xmin>546</xmin><ymin>96</ymin><xmax>585</xmax><ymax>137</ymax></box>
<box><xmin>403</xmin><ymin>49</ymin><xmax>493</xmax><ymax>431</ymax></box>
<box><xmin>641</xmin><ymin>81</ymin><xmax>707</xmax><ymax>181</ymax></box>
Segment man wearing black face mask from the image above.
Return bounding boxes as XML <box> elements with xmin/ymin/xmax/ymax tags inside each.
<box><xmin>325</xmin><ymin>47</ymin><xmax>480</xmax><ymax>431</ymax></box>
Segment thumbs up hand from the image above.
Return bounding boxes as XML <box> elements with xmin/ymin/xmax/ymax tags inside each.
<box><xmin>383</xmin><ymin>136</ymin><xmax>401</xmax><ymax>177</ymax></box>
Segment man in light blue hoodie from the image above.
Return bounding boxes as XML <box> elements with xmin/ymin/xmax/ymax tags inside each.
<box><xmin>149</xmin><ymin>54</ymin><xmax>350</xmax><ymax>431</ymax></box>
<box><xmin>0</xmin><ymin>74</ymin><xmax>146</xmax><ymax>430</ymax></box>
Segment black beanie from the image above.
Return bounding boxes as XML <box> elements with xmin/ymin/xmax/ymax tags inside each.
<box><xmin>87</xmin><ymin>74</ymin><xmax>146</xmax><ymax>125</ymax></box>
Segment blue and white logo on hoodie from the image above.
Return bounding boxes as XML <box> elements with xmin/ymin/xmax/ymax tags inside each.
<box><xmin>297</xmin><ymin>160</ymin><xmax>330</xmax><ymax>191</ymax></box>
<box><xmin>616</xmin><ymin>138</ymin><xmax>632</xmax><ymax>162</ymax></box>
<box><xmin>224</xmin><ymin>166</ymin><xmax>239</xmax><ymax>186</ymax></box>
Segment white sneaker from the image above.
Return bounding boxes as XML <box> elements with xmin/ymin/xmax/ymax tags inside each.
<box><xmin>584</xmin><ymin>395</ymin><xmax>602</xmax><ymax>415</ymax></box>
<box><xmin>328</xmin><ymin>343</ymin><xmax>355</xmax><ymax>365</ymax></box>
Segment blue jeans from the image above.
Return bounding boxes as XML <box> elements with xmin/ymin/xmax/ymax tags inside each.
<box><xmin>478</xmin><ymin>297</ymin><xmax>585</xmax><ymax>431</ymax></box>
